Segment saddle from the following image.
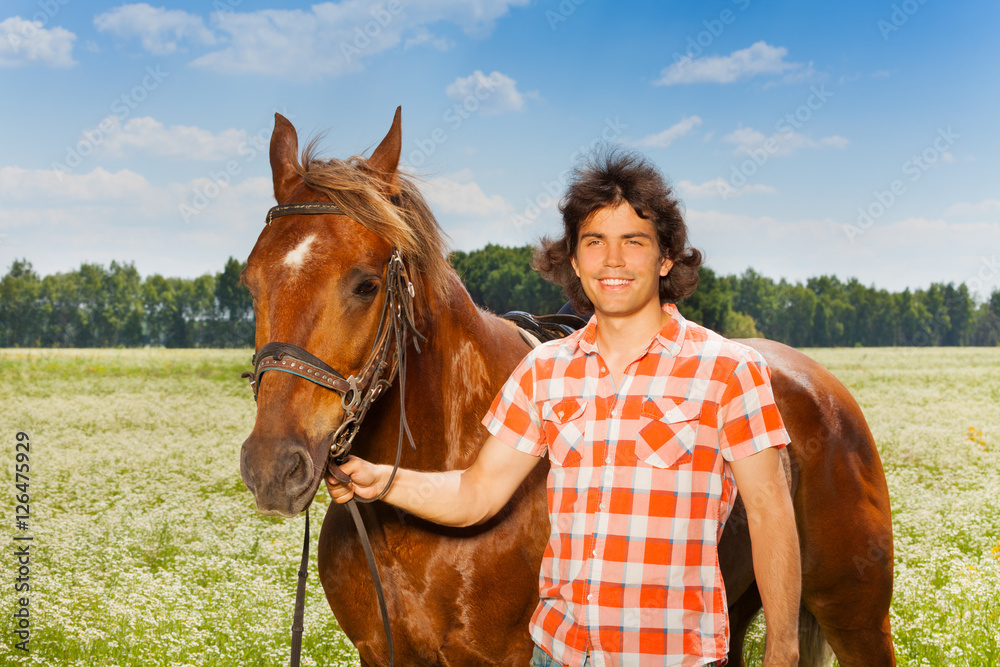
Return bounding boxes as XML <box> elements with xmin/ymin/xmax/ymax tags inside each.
<box><xmin>501</xmin><ymin>310</ymin><xmax>587</xmax><ymax>347</ymax></box>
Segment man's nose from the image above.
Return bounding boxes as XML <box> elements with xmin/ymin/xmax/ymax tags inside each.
<box><xmin>604</xmin><ymin>242</ymin><xmax>625</xmax><ymax>267</ymax></box>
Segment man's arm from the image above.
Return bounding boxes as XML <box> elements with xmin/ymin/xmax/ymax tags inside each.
<box><xmin>326</xmin><ymin>434</ymin><xmax>541</xmax><ymax>527</ymax></box>
<box><xmin>729</xmin><ymin>446</ymin><xmax>801</xmax><ymax>667</ymax></box>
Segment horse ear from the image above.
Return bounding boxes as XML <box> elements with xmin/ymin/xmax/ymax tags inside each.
<box><xmin>365</xmin><ymin>106</ymin><xmax>402</xmax><ymax>196</ymax></box>
<box><xmin>270</xmin><ymin>113</ymin><xmax>300</xmax><ymax>202</ymax></box>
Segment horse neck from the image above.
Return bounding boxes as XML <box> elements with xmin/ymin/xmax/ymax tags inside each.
<box><xmin>358</xmin><ymin>271</ymin><xmax>528</xmax><ymax>472</ymax></box>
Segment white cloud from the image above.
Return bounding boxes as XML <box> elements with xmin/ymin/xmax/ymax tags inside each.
<box><xmin>656</xmin><ymin>41</ymin><xmax>802</xmax><ymax>86</ymax></box>
<box><xmin>94</xmin><ymin>3</ymin><xmax>215</xmax><ymax>55</ymax></box>
<box><xmin>423</xmin><ymin>170</ymin><xmax>513</xmax><ymax>217</ymax></box>
<box><xmin>676</xmin><ymin>178</ymin><xmax>776</xmax><ymax>199</ymax></box>
<box><xmin>0</xmin><ymin>169</ymin><xmax>273</xmax><ymax>278</ymax></box>
<box><xmin>403</xmin><ymin>27</ymin><xmax>454</xmax><ymax>51</ymax></box>
<box><xmin>445</xmin><ymin>70</ymin><xmax>528</xmax><ymax>116</ymax></box>
<box><xmin>721</xmin><ymin>126</ymin><xmax>849</xmax><ymax>157</ymax></box>
<box><xmin>0</xmin><ymin>166</ymin><xmax>152</xmax><ymax>201</ymax></box>
<box><xmin>634</xmin><ymin>116</ymin><xmax>702</xmax><ymax>148</ymax></box>
<box><xmin>945</xmin><ymin>199</ymin><xmax>1000</xmax><ymax>217</ymax></box>
<box><xmin>91</xmin><ymin>116</ymin><xmax>249</xmax><ymax>160</ymax></box>
<box><xmin>185</xmin><ymin>0</ymin><xmax>529</xmax><ymax>79</ymax></box>
<box><xmin>818</xmin><ymin>135</ymin><xmax>850</xmax><ymax>150</ymax></box>
<box><xmin>0</xmin><ymin>17</ymin><xmax>76</xmax><ymax>68</ymax></box>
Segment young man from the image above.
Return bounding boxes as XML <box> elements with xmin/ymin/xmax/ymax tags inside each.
<box><xmin>328</xmin><ymin>149</ymin><xmax>801</xmax><ymax>667</ymax></box>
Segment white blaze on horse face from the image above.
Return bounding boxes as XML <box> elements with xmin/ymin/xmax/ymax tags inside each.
<box><xmin>284</xmin><ymin>234</ymin><xmax>317</xmax><ymax>271</ymax></box>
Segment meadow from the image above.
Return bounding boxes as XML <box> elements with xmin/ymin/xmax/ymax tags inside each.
<box><xmin>1</xmin><ymin>347</ymin><xmax>997</xmax><ymax>666</ymax></box>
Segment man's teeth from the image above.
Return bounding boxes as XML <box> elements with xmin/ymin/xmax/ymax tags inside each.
<box><xmin>601</xmin><ymin>278</ymin><xmax>630</xmax><ymax>285</ymax></box>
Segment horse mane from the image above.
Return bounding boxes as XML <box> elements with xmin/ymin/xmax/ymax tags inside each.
<box><xmin>292</xmin><ymin>139</ymin><xmax>453</xmax><ymax>297</ymax></box>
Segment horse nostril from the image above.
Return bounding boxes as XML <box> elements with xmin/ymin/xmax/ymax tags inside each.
<box><xmin>286</xmin><ymin>448</ymin><xmax>314</xmax><ymax>495</ymax></box>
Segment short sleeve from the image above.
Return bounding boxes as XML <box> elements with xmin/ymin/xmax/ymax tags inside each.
<box><xmin>481</xmin><ymin>353</ymin><xmax>547</xmax><ymax>457</ymax></box>
<box><xmin>717</xmin><ymin>349</ymin><xmax>789</xmax><ymax>462</ymax></box>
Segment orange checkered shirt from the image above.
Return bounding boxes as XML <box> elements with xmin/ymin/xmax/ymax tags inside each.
<box><xmin>483</xmin><ymin>303</ymin><xmax>789</xmax><ymax>667</ymax></box>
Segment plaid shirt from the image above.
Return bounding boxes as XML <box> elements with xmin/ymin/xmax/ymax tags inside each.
<box><xmin>483</xmin><ymin>303</ymin><xmax>788</xmax><ymax>667</ymax></box>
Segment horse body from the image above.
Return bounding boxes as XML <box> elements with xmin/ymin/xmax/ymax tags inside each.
<box><xmin>720</xmin><ymin>339</ymin><xmax>895</xmax><ymax>666</ymax></box>
<box><xmin>240</xmin><ymin>109</ymin><xmax>895</xmax><ymax>666</ymax></box>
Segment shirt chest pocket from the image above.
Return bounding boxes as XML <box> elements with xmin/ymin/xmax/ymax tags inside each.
<box><xmin>540</xmin><ymin>398</ymin><xmax>586</xmax><ymax>467</ymax></box>
<box><xmin>635</xmin><ymin>398</ymin><xmax>701</xmax><ymax>468</ymax></box>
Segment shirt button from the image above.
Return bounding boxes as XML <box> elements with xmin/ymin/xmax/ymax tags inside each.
<box><xmin>605</xmin><ymin>456</ymin><xmax>612</xmax><ymax>464</ymax></box>
<box><xmin>600</xmin><ymin>366</ymin><xmax>607</xmax><ymax>374</ymax></box>
<box><xmin>600</xmin><ymin>503</ymin><xmax>607</xmax><ymax>511</ymax></box>
<box><xmin>592</xmin><ymin>549</ymin><xmax>598</xmax><ymax>556</ymax></box>
<box><xmin>587</xmin><ymin>594</ymin><xmax>594</xmax><ymax>602</ymax></box>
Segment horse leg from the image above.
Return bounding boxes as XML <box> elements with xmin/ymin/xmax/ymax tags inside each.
<box><xmin>808</xmin><ymin>614</ymin><xmax>895</xmax><ymax>667</ymax></box>
<box><xmin>726</xmin><ymin>582</ymin><xmax>762</xmax><ymax>667</ymax></box>
<box><xmin>727</xmin><ymin>586</ymin><xmax>837</xmax><ymax>667</ymax></box>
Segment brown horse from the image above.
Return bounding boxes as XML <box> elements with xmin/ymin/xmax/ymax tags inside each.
<box><xmin>239</xmin><ymin>108</ymin><xmax>895</xmax><ymax>666</ymax></box>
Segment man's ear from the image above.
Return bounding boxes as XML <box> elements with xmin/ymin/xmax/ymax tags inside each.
<box><xmin>571</xmin><ymin>254</ymin><xmax>580</xmax><ymax>278</ymax></box>
<box><xmin>659</xmin><ymin>256</ymin><xmax>674</xmax><ymax>277</ymax></box>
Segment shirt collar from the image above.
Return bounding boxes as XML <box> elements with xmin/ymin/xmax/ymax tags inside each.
<box><xmin>577</xmin><ymin>302</ymin><xmax>687</xmax><ymax>358</ymax></box>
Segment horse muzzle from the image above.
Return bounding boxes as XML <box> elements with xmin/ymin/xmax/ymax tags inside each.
<box><xmin>240</xmin><ymin>435</ymin><xmax>321</xmax><ymax>517</ymax></box>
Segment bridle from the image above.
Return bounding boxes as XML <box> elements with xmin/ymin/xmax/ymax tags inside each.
<box><xmin>243</xmin><ymin>201</ymin><xmax>425</xmax><ymax>667</ymax></box>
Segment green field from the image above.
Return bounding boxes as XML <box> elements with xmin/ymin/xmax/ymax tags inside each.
<box><xmin>2</xmin><ymin>347</ymin><xmax>998</xmax><ymax>666</ymax></box>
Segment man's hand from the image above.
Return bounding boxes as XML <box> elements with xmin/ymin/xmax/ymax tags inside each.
<box><xmin>325</xmin><ymin>456</ymin><xmax>387</xmax><ymax>503</ymax></box>
<box><xmin>730</xmin><ymin>446</ymin><xmax>801</xmax><ymax>667</ymax></box>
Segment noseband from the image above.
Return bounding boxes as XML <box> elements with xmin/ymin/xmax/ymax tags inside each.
<box><xmin>243</xmin><ymin>201</ymin><xmax>425</xmax><ymax>667</ymax></box>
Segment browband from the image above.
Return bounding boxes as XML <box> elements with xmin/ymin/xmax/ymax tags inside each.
<box><xmin>266</xmin><ymin>203</ymin><xmax>345</xmax><ymax>225</ymax></box>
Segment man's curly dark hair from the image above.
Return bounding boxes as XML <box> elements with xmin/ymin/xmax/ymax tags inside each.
<box><xmin>533</xmin><ymin>146</ymin><xmax>703</xmax><ymax>315</ymax></box>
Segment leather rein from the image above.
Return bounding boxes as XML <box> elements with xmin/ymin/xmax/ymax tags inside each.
<box><xmin>243</xmin><ymin>201</ymin><xmax>425</xmax><ymax>667</ymax></box>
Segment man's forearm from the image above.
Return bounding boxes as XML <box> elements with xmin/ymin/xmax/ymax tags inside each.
<box><xmin>749</xmin><ymin>489</ymin><xmax>801</xmax><ymax>665</ymax></box>
<box><xmin>329</xmin><ymin>435</ymin><xmax>541</xmax><ymax>527</ymax></box>
<box><xmin>371</xmin><ymin>465</ymin><xmax>488</xmax><ymax>527</ymax></box>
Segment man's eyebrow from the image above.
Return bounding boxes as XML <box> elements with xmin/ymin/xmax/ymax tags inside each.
<box><xmin>580</xmin><ymin>231</ymin><xmax>654</xmax><ymax>241</ymax></box>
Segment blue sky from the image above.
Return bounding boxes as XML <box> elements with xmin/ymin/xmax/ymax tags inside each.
<box><xmin>1</xmin><ymin>0</ymin><xmax>998</xmax><ymax>299</ymax></box>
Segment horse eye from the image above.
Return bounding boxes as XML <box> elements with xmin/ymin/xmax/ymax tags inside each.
<box><xmin>356</xmin><ymin>279</ymin><xmax>378</xmax><ymax>295</ymax></box>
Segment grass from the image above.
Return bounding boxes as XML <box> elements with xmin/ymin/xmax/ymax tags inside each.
<box><xmin>1</xmin><ymin>347</ymin><xmax>998</xmax><ymax>666</ymax></box>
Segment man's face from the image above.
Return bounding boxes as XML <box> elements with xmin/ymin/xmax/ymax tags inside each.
<box><xmin>571</xmin><ymin>202</ymin><xmax>673</xmax><ymax>320</ymax></box>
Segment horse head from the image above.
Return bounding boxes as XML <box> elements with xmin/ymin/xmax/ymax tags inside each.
<box><xmin>239</xmin><ymin>108</ymin><xmax>446</xmax><ymax>517</ymax></box>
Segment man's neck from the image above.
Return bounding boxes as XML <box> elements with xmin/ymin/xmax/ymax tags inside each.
<box><xmin>593</xmin><ymin>302</ymin><xmax>670</xmax><ymax>375</ymax></box>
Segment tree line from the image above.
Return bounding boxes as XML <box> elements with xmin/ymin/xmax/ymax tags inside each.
<box><xmin>2</xmin><ymin>246</ymin><xmax>999</xmax><ymax>348</ymax></box>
